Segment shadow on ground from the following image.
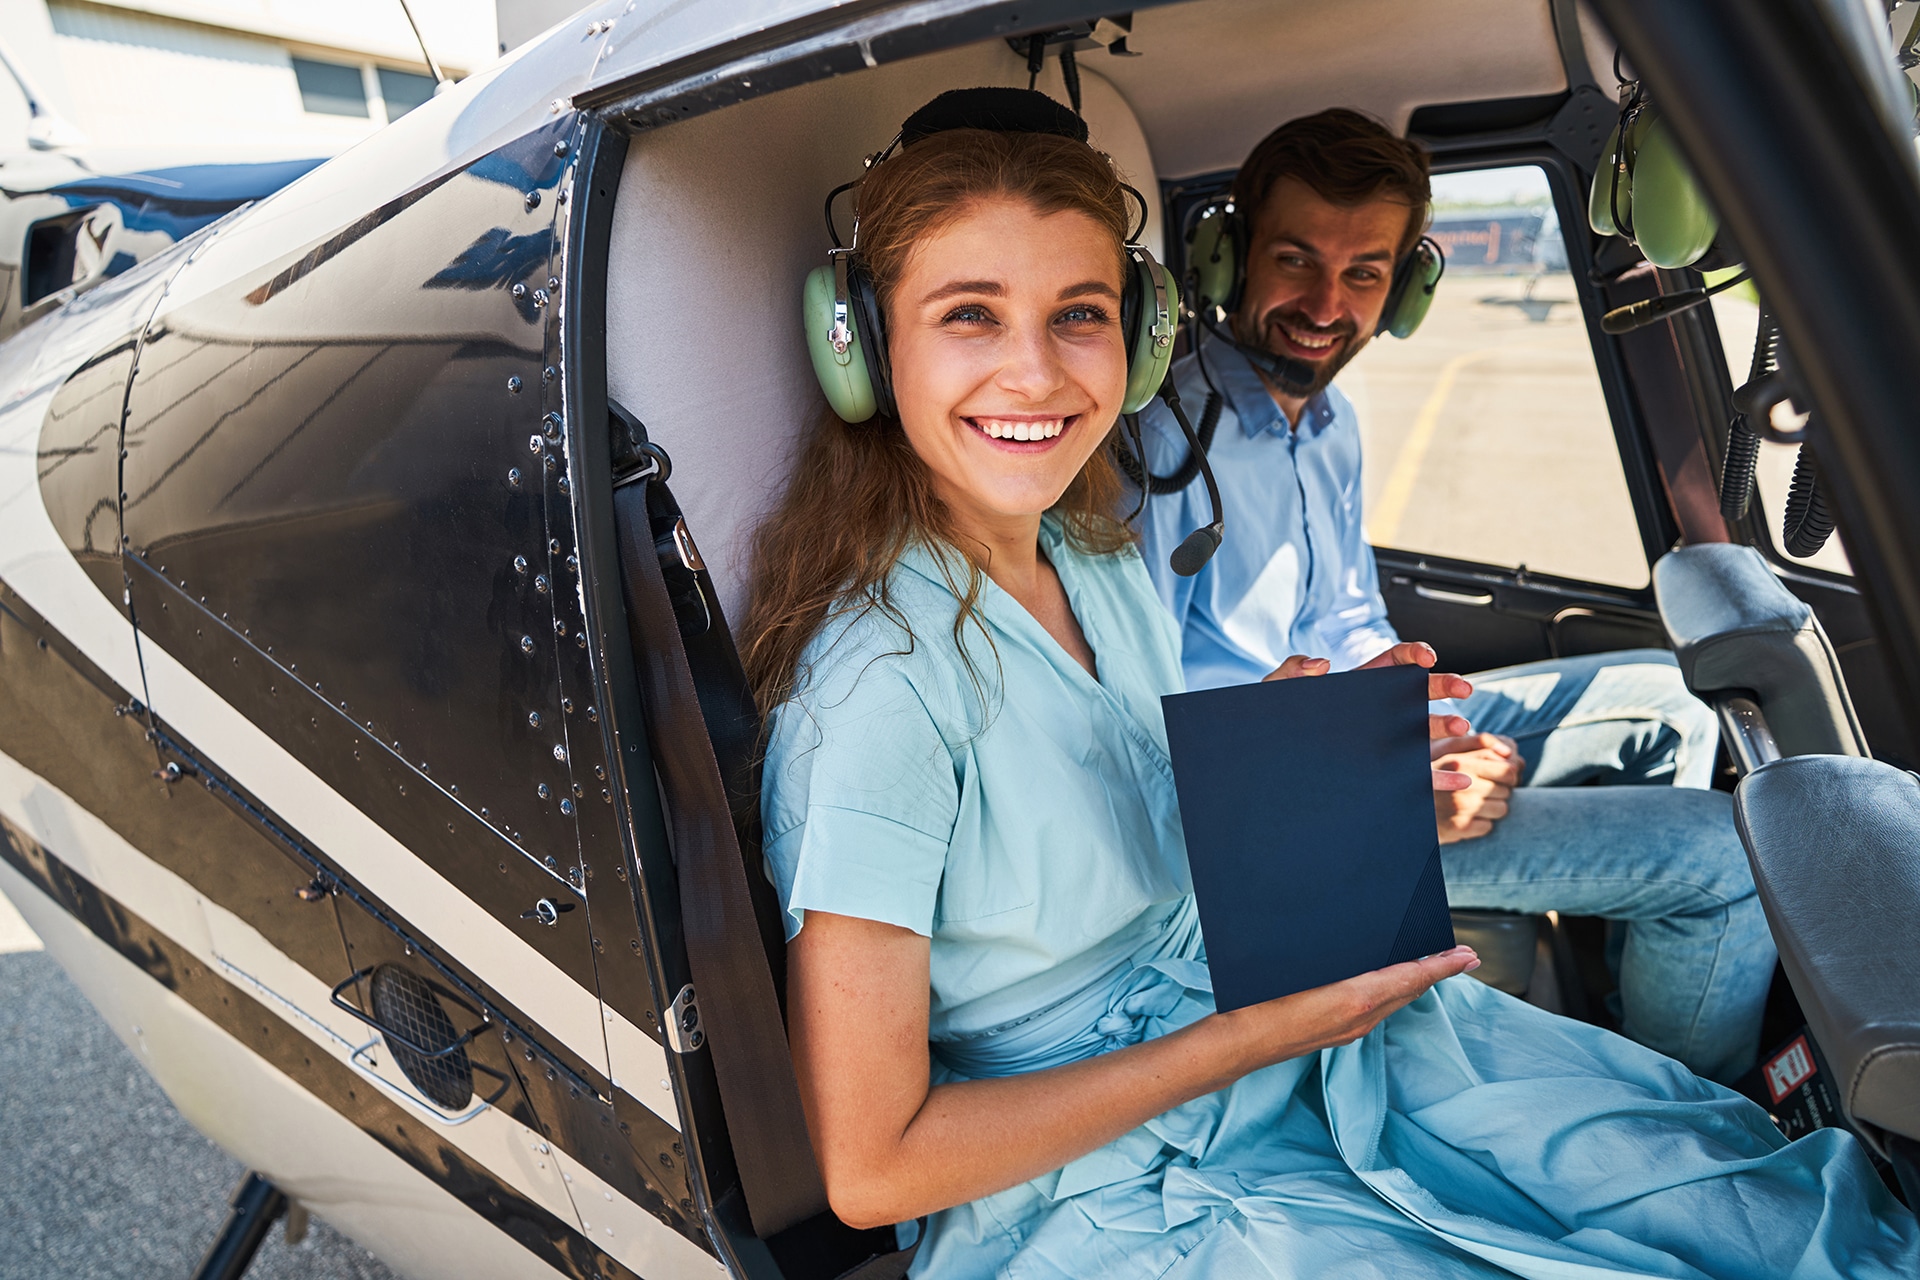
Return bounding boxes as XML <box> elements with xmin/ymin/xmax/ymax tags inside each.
<box><xmin>0</xmin><ymin>947</ymin><xmax>399</xmax><ymax>1280</ymax></box>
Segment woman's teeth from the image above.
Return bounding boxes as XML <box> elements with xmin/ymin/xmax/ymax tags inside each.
<box><xmin>974</xmin><ymin>418</ymin><xmax>1066</xmax><ymax>441</ymax></box>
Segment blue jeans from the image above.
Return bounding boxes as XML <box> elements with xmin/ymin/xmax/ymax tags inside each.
<box><xmin>1444</xmin><ymin>650</ymin><xmax>1776</xmax><ymax>1084</ymax></box>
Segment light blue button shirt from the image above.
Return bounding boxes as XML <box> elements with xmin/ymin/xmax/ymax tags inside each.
<box><xmin>1137</xmin><ymin>341</ymin><xmax>1400</xmax><ymax>689</ymax></box>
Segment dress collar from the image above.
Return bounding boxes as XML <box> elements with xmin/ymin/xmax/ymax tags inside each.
<box><xmin>1201</xmin><ymin>336</ymin><xmax>1337</xmax><ymax>441</ymax></box>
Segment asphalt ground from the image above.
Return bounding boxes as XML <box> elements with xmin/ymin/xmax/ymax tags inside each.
<box><xmin>0</xmin><ymin>891</ymin><xmax>397</xmax><ymax>1280</ymax></box>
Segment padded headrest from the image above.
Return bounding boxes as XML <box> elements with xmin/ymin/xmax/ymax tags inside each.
<box><xmin>1653</xmin><ymin>544</ymin><xmax>1866</xmax><ymax>757</ymax></box>
<box><xmin>900</xmin><ymin>87</ymin><xmax>1089</xmax><ymax>147</ymax></box>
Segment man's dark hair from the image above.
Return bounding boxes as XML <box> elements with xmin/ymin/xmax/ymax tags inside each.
<box><xmin>1230</xmin><ymin>108</ymin><xmax>1432</xmax><ymax>256</ymax></box>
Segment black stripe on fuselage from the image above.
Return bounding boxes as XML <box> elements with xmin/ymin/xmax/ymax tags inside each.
<box><xmin>0</xmin><ymin>578</ymin><xmax>708</xmax><ymax>1254</ymax></box>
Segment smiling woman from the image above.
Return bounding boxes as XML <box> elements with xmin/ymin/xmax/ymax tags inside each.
<box><xmin>742</xmin><ymin>116</ymin><xmax>1135</xmax><ymax>713</ymax></box>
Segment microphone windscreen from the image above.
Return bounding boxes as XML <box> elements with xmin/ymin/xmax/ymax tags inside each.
<box><xmin>1600</xmin><ymin>300</ymin><xmax>1651</xmax><ymax>335</ymax></box>
<box><xmin>1170</xmin><ymin>526</ymin><xmax>1223</xmax><ymax>578</ymax></box>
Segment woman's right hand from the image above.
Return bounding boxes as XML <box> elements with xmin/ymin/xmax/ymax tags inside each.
<box><xmin>1216</xmin><ymin>946</ymin><xmax>1481</xmax><ymax>1071</ymax></box>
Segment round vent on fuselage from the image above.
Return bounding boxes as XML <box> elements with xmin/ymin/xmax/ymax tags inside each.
<box><xmin>369</xmin><ymin>964</ymin><xmax>473</xmax><ymax>1111</ymax></box>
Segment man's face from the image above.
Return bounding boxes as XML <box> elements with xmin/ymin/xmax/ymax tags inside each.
<box><xmin>1233</xmin><ymin>176</ymin><xmax>1412</xmax><ymax>402</ymax></box>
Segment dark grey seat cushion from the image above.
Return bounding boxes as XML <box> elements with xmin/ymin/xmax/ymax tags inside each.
<box><xmin>1735</xmin><ymin>755</ymin><xmax>1920</xmax><ymax>1149</ymax></box>
<box><xmin>1654</xmin><ymin>543</ymin><xmax>1866</xmax><ymax>757</ymax></box>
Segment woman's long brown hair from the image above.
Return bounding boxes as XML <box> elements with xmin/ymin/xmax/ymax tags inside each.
<box><xmin>742</xmin><ymin>127</ymin><xmax>1138</xmax><ymax>715</ymax></box>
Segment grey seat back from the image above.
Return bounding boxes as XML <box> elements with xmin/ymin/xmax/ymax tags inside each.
<box><xmin>1735</xmin><ymin>756</ymin><xmax>1920</xmax><ymax>1149</ymax></box>
<box><xmin>1653</xmin><ymin>544</ymin><xmax>1867</xmax><ymax>757</ymax></box>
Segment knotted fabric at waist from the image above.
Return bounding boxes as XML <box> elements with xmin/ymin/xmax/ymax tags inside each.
<box><xmin>932</xmin><ymin>899</ymin><xmax>1213</xmax><ymax>1079</ymax></box>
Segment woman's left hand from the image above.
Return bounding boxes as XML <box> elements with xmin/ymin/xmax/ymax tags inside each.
<box><xmin>1263</xmin><ymin>646</ymin><xmax>1474</xmax><ymax>795</ymax></box>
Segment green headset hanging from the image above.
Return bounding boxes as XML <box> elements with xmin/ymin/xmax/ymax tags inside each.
<box><xmin>1588</xmin><ymin>94</ymin><xmax>1722</xmax><ymax>271</ymax></box>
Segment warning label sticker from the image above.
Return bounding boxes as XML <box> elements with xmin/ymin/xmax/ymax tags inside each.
<box><xmin>1765</xmin><ymin>1035</ymin><xmax>1818</xmax><ymax>1105</ymax></box>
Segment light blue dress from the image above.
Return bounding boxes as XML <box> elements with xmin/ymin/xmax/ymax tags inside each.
<box><xmin>760</xmin><ymin>521</ymin><xmax>1917</xmax><ymax>1279</ymax></box>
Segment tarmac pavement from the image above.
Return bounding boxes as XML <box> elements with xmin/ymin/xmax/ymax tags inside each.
<box><xmin>0</xmin><ymin>891</ymin><xmax>397</xmax><ymax>1280</ymax></box>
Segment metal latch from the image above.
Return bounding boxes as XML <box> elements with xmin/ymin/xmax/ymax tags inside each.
<box><xmin>664</xmin><ymin>984</ymin><xmax>703</xmax><ymax>1053</ymax></box>
<box><xmin>670</xmin><ymin>518</ymin><xmax>704</xmax><ymax>572</ymax></box>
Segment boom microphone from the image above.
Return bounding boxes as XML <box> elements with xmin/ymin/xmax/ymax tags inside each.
<box><xmin>1602</xmin><ymin>270</ymin><xmax>1752</xmax><ymax>335</ymax></box>
<box><xmin>1159</xmin><ymin>379</ymin><xmax>1226</xmax><ymax>577</ymax></box>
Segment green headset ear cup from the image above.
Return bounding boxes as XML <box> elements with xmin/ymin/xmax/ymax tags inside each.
<box><xmin>1588</xmin><ymin>121</ymin><xmax>1627</xmax><ymax>236</ymax></box>
<box><xmin>1184</xmin><ymin>205</ymin><xmax>1240</xmax><ymax>316</ymax></box>
<box><xmin>1631</xmin><ymin>117</ymin><xmax>1719</xmax><ymax>269</ymax></box>
<box><xmin>1380</xmin><ymin>238</ymin><xmax>1444</xmax><ymax>340</ymax></box>
<box><xmin>1121</xmin><ymin>254</ymin><xmax>1179</xmax><ymax>414</ymax></box>
<box><xmin>803</xmin><ymin>263</ymin><xmax>878</xmax><ymax>423</ymax></box>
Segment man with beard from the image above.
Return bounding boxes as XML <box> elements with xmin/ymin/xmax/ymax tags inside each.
<box><xmin>1134</xmin><ymin>109</ymin><xmax>1775</xmax><ymax>1084</ymax></box>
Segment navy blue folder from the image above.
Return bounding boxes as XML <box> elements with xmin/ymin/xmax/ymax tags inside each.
<box><xmin>1161</xmin><ymin>664</ymin><xmax>1454</xmax><ymax>1012</ymax></box>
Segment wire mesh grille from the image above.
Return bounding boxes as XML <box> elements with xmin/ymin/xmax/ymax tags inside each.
<box><xmin>369</xmin><ymin>964</ymin><xmax>473</xmax><ymax>1111</ymax></box>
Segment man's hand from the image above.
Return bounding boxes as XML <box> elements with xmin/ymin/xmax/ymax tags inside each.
<box><xmin>1431</xmin><ymin>733</ymin><xmax>1522</xmax><ymax>843</ymax></box>
<box><xmin>1262</xmin><ymin>652</ymin><xmax>1473</xmax><ymax>798</ymax></box>
<box><xmin>1358</xmin><ymin>641</ymin><xmax>1473</xmax><ymax>703</ymax></box>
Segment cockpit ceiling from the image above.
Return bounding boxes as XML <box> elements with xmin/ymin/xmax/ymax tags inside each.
<box><xmin>593</xmin><ymin>0</ymin><xmax>1605</xmax><ymax>181</ymax></box>
<box><xmin>1095</xmin><ymin>0</ymin><xmax>1584</xmax><ymax>176</ymax></box>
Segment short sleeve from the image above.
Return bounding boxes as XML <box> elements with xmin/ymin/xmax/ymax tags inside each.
<box><xmin>760</xmin><ymin>623</ymin><xmax>959</xmax><ymax>940</ymax></box>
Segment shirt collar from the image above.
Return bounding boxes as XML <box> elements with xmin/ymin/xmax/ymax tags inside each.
<box><xmin>1202</xmin><ymin>337</ymin><xmax>1337</xmax><ymax>441</ymax></box>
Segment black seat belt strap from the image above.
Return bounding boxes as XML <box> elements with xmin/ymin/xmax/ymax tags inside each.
<box><xmin>608</xmin><ymin>409</ymin><xmax>923</xmax><ymax>1274</ymax></box>
<box><xmin>612</xmin><ymin>472</ymin><xmax>829</xmax><ymax>1237</ymax></box>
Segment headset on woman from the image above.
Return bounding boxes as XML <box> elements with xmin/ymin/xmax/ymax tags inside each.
<box><xmin>798</xmin><ymin>87</ymin><xmax>1226</xmax><ymax>576</ymax></box>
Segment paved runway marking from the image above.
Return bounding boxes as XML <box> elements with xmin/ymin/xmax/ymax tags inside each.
<box><xmin>1366</xmin><ymin>346</ymin><xmax>1559</xmax><ymax>548</ymax></box>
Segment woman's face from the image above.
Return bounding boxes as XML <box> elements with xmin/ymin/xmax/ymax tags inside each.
<box><xmin>885</xmin><ymin>196</ymin><xmax>1127</xmax><ymax>541</ymax></box>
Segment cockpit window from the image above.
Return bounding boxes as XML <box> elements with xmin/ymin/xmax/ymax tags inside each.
<box><xmin>1340</xmin><ymin>164</ymin><xmax>1647</xmax><ymax>588</ymax></box>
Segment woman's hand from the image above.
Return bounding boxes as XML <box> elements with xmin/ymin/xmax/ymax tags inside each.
<box><xmin>1262</xmin><ymin>648</ymin><xmax>1476</xmax><ymax>797</ymax></box>
<box><xmin>1214</xmin><ymin>947</ymin><xmax>1482</xmax><ymax>1069</ymax></box>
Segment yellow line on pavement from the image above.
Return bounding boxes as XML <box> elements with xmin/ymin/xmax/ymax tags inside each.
<box><xmin>1367</xmin><ymin>347</ymin><xmax>1504</xmax><ymax>546</ymax></box>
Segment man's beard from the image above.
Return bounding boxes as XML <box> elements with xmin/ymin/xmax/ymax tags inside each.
<box><xmin>1236</xmin><ymin>305</ymin><xmax>1367</xmax><ymax>400</ymax></box>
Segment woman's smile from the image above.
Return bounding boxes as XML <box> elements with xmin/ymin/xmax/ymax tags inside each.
<box><xmin>964</xmin><ymin>413</ymin><xmax>1077</xmax><ymax>447</ymax></box>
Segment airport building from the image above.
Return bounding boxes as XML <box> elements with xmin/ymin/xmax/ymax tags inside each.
<box><xmin>0</xmin><ymin>0</ymin><xmax>498</xmax><ymax>157</ymax></box>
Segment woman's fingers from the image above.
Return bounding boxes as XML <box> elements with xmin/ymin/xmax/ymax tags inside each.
<box><xmin>1340</xmin><ymin>948</ymin><xmax>1480</xmax><ymax>1033</ymax></box>
<box><xmin>1262</xmin><ymin>655</ymin><xmax>1331</xmax><ymax>682</ymax></box>
<box><xmin>1429</xmin><ymin>671</ymin><xmax>1473</xmax><ymax>701</ymax></box>
<box><xmin>1246</xmin><ymin>947</ymin><xmax>1479</xmax><ymax>1061</ymax></box>
<box><xmin>1431</xmin><ymin>767</ymin><xmax>1474</xmax><ymax>793</ymax></box>
<box><xmin>1429</xmin><ymin>713</ymin><xmax>1473</xmax><ymax>741</ymax></box>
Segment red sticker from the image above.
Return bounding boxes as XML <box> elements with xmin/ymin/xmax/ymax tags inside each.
<box><xmin>1764</xmin><ymin>1035</ymin><xmax>1818</xmax><ymax>1105</ymax></box>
